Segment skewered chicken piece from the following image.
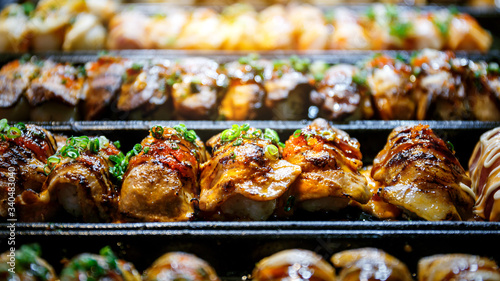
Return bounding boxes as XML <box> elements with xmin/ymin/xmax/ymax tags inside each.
<box><xmin>310</xmin><ymin>64</ymin><xmax>367</xmax><ymax>121</ymax></box>
<box><xmin>219</xmin><ymin>4</ymin><xmax>258</xmax><ymax>51</ymax></box>
<box><xmin>410</xmin><ymin>13</ymin><xmax>446</xmax><ymax>50</ymax></box>
<box><xmin>169</xmin><ymin>58</ymin><xmax>220</xmax><ymax>120</ymax></box>
<box><xmin>351</xmin><ymin>166</ymin><xmax>401</xmax><ymax>220</ymax></box>
<box><xmin>200</xmin><ymin>124</ymin><xmax>301</xmax><ymax>220</ymax></box>
<box><xmin>418</xmin><ymin>254</ymin><xmax>500</xmax><ymax>281</ymax></box>
<box><xmin>146</xmin><ymin>9</ymin><xmax>189</xmax><ymax>49</ymax></box>
<box><xmin>175</xmin><ymin>8</ymin><xmax>224</xmax><ymax>50</ymax></box>
<box><xmin>263</xmin><ymin>57</ymin><xmax>313</xmax><ymax>120</ymax></box>
<box><xmin>63</xmin><ymin>13</ymin><xmax>106</xmax><ymax>51</ymax></box>
<box><xmin>372</xmin><ymin>124</ymin><xmax>475</xmax><ymax>221</ymax></box>
<box><xmin>85</xmin><ymin>0</ymin><xmax>120</xmax><ymax>23</ymax></box>
<box><xmin>254</xmin><ymin>5</ymin><xmax>293</xmax><ymax>50</ymax></box>
<box><xmin>0</xmin><ymin>120</ymin><xmax>58</xmax><ymax>222</ymax></box>
<box><xmin>0</xmin><ymin>3</ymin><xmax>31</xmax><ymax>53</ymax></box>
<box><xmin>282</xmin><ymin>118</ymin><xmax>369</xmax><ymax>215</ymax></box>
<box><xmin>83</xmin><ymin>56</ymin><xmax>127</xmax><ymax>120</ymax></box>
<box><xmin>469</xmin><ymin>127</ymin><xmax>500</xmax><ymax>221</ymax></box>
<box><xmin>0</xmin><ymin>58</ymin><xmax>40</xmax><ymax>120</ymax></box>
<box><xmin>331</xmin><ymin>248</ymin><xmax>413</xmax><ymax>281</ymax></box>
<box><xmin>0</xmin><ymin>244</ymin><xmax>57</xmax><ymax>281</ymax></box>
<box><xmin>287</xmin><ymin>4</ymin><xmax>328</xmax><ymax>50</ymax></box>
<box><xmin>107</xmin><ymin>11</ymin><xmax>150</xmax><ymax>50</ymax></box>
<box><xmin>120</xmin><ymin>125</ymin><xmax>208</xmax><ymax>222</ymax></box>
<box><xmin>219</xmin><ymin>55</ymin><xmax>267</xmax><ymax>120</ymax></box>
<box><xmin>116</xmin><ymin>60</ymin><xmax>172</xmax><ymax>120</ymax></box>
<box><xmin>143</xmin><ymin>252</ymin><xmax>220</xmax><ymax>281</ymax></box>
<box><xmin>26</xmin><ymin>60</ymin><xmax>86</xmax><ymax>121</ymax></box>
<box><xmin>29</xmin><ymin>0</ymin><xmax>87</xmax><ymax>51</ymax></box>
<box><xmin>360</xmin><ymin>5</ymin><xmax>413</xmax><ymax>50</ymax></box>
<box><xmin>410</xmin><ymin>49</ymin><xmax>469</xmax><ymax>120</ymax></box>
<box><xmin>253</xmin><ymin>249</ymin><xmax>336</xmax><ymax>281</ymax></box>
<box><xmin>60</xmin><ymin>246</ymin><xmax>141</xmax><ymax>281</ymax></box>
<box><xmin>467</xmin><ymin>61</ymin><xmax>500</xmax><ymax>121</ymax></box>
<box><xmin>40</xmin><ymin>135</ymin><xmax>121</xmax><ymax>222</ymax></box>
<box><xmin>328</xmin><ymin>8</ymin><xmax>371</xmax><ymax>50</ymax></box>
<box><xmin>447</xmin><ymin>13</ymin><xmax>492</xmax><ymax>52</ymax></box>
<box><xmin>359</xmin><ymin>54</ymin><xmax>415</xmax><ymax>120</ymax></box>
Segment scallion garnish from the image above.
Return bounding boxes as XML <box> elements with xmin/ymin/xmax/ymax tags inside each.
<box><xmin>264</xmin><ymin>144</ymin><xmax>279</xmax><ymax>160</ymax></box>
<box><xmin>293</xmin><ymin>129</ymin><xmax>302</xmax><ymax>138</ymax></box>
<box><xmin>151</xmin><ymin>126</ymin><xmax>164</xmax><ymax>139</ymax></box>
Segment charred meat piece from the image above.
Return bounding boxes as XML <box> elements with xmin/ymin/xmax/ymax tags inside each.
<box><xmin>41</xmin><ymin>135</ymin><xmax>121</xmax><ymax>222</ymax></box>
<box><xmin>410</xmin><ymin>49</ymin><xmax>469</xmax><ymax>120</ymax></box>
<box><xmin>0</xmin><ymin>58</ymin><xmax>40</xmax><ymax>120</ymax></box>
<box><xmin>310</xmin><ymin>64</ymin><xmax>366</xmax><ymax>121</ymax></box>
<box><xmin>264</xmin><ymin>57</ymin><xmax>313</xmax><ymax>120</ymax></box>
<box><xmin>60</xmin><ymin>246</ymin><xmax>141</xmax><ymax>281</ymax></box>
<box><xmin>219</xmin><ymin>55</ymin><xmax>267</xmax><ymax>120</ymax></box>
<box><xmin>253</xmin><ymin>249</ymin><xmax>336</xmax><ymax>281</ymax></box>
<box><xmin>282</xmin><ymin>118</ymin><xmax>369</xmax><ymax>215</ymax></box>
<box><xmin>169</xmin><ymin>58</ymin><xmax>220</xmax><ymax>120</ymax></box>
<box><xmin>418</xmin><ymin>254</ymin><xmax>500</xmax><ymax>281</ymax></box>
<box><xmin>351</xmin><ymin>166</ymin><xmax>401</xmax><ymax>220</ymax></box>
<box><xmin>119</xmin><ymin>125</ymin><xmax>207</xmax><ymax>222</ymax></box>
<box><xmin>144</xmin><ymin>252</ymin><xmax>220</xmax><ymax>281</ymax></box>
<box><xmin>83</xmin><ymin>56</ymin><xmax>126</xmax><ymax>120</ymax></box>
<box><xmin>0</xmin><ymin>120</ymin><xmax>57</xmax><ymax>222</ymax></box>
<box><xmin>116</xmin><ymin>60</ymin><xmax>171</xmax><ymax>120</ymax></box>
<box><xmin>372</xmin><ymin>124</ymin><xmax>475</xmax><ymax>221</ymax></box>
<box><xmin>0</xmin><ymin>244</ymin><xmax>57</xmax><ymax>281</ymax></box>
<box><xmin>469</xmin><ymin>127</ymin><xmax>500</xmax><ymax>221</ymax></box>
<box><xmin>200</xmin><ymin>124</ymin><xmax>301</xmax><ymax>220</ymax></box>
<box><xmin>359</xmin><ymin>54</ymin><xmax>415</xmax><ymax>120</ymax></box>
<box><xmin>467</xmin><ymin>61</ymin><xmax>500</xmax><ymax>121</ymax></box>
<box><xmin>26</xmin><ymin>60</ymin><xmax>86</xmax><ymax>121</ymax></box>
<box><xmin>331</xmin><ymin>248</ymin><xmax>413</xmax><ymax>281</ymax></box>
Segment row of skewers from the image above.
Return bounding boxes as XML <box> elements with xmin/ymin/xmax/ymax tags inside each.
<box><xmin>0</xmin><ymin>1</ymin><xmax>492</xmax><ymax>52</ymax></box>
<box><xmin>2</xmin><ymin>49</ymin><xmax>500</xmax><ymax>122</ymax></box>
<box><xmin>2</xmin><ymin>244</ymin><xmax>500</xmax><ymax>281</ymax></box>
<box><xmin>2</xmin><ymin>117</ymin><xmax>499</xmax><ymax>222</ymax></box>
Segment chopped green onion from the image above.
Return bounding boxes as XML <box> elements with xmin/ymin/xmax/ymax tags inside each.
<box><xmin>446</xmin><ymin>141</ymin><xmax>455</xmax><ymax>152</ymax></box>
<box><xmin>265</xmin><ymin>144</ymin><xmax>279</xmax><ymax>160</ymax></box>
<box><xmin>0</xmin><ymin>119</ymin><xmax>8</xmax><ymax>132</ymax></box>
<box><xmin>241</xmin><ymin>123</ymin><xmax>250</xmax><ymax>132</ymax></box>
<box><xmin>284</xmin><ymin>195</ymin><xmax>295</xmax><ymax>212</ymax></box>
<box><xmin>230</xmin><ymin>152</ymin><xmax>236</xmax><ymax>159</ymax></box>
<box><xmin>131</xmin><ymin>63</ymin><xmax>143</xmax><ymax>71</ymax></box>
<box><xmin>14</xmin><ymin>122</ymin><xmax>26</xmax><ymax>131</ymax></box>
<box><xmin>278</xmin><ymin>142</ymin><xmax>285</xmax><ymax>148</ymax></box>
<box><xmin>293</xmin><ymin>129</ymin><xmax>302</xmax><ymax>138</ymax></box>
<box><xmin>264</xmin><ymin>128</ymin><xmax>280</xmax><ymax>144</ymax></box>
<box><xmin>144</xmin><ymin>147</ymin><xmax>150</xmax><ymax>154</ymax></box>
<box><xmin>171</xmin><ymin>143</ymin><xmax>179</xmax><ymax>150</ymax></box>
<box><xmin>113</xmin><ymin>141</ymin><xmax>121</xmax><ymax>149</ymax></box>
<box><xmin>233</xmin><ymin>139</ymin><xmax>243</xmax><ymax>146</ymax></box>
<box><xmin>487</xmin><ymin>62</ymin><xmax>499</xmax><ymax>74</ymax></box>
<box><xmin>151</xmin><ymin>126</ymin><xmax>164</xmax><ymax>139</ymax></box>
<box><xmin>89</xmin><ymin>138</ymin><xmax>100</xmax><ymax>154</ymax></box>
<box><xmin>7</xmin><ymin>127</ymin><xmax>22</xmax><ymax>139</ymax></box>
